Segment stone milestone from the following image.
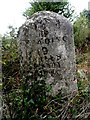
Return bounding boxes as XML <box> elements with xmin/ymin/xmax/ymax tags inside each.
<box><xmin>18</xmin><ymin>11</ymin><xmax>77</xmax><ymax>95</ymax></box>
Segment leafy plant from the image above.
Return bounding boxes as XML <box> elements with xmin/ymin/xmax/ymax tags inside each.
<box><xmin>23</xmin><ymin>0</ymin><xmax>75</xmax><ymax>21</ymax></box>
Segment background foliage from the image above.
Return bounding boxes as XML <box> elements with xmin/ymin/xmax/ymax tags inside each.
<box><xmin>23</xmin><ymin>0</ymin><xmax>75</xmax><ymax>21</ymax></box>
<box><xmin>73</xmin><ymin>11</ymin><xmax>89</xmax><ymax>53</ymax></box>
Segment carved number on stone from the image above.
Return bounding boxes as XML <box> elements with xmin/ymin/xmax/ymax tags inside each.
<box><xmin>62</xmin><ymin>36</ymin><xmax>67</xmax><ymax>42</ymax></box>
<box><xmin>42</xmin><ymin>47</ymin><xmax>48</xmax><ymax>55</ymax></box>
<box><xmin>56</xmin><ymin>55</ymin><xmax>62</xmax><ymax>61</ymax></box>
<box><xmin>44</xmin><ymin>29</ymin><xmax>48</xmax><ymax>37</ymax></box>
<box><xmin>37</xmin><ymin>39</ymin><xmax>42</xmax><ymax>44</ymax></box>
<box><xmin>49</xmin><ymin>55</ymin><xmax>55</xmax><ymax>61</ymax></box>
<box><xmin>45</xmin><ymin>38</ymin><xmax>50</xmax><ymax>45</ymax></box>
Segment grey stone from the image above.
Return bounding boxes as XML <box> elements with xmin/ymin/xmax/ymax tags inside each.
<box><xmin>18</xmin><ymin>11</ymin><xmax>77</xmax><ymax>95</ymax></box>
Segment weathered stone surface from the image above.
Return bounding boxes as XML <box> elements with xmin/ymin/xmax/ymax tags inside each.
<box><xmin>18</xmin><ymin>11</ymin><xmax>77</xmax><ymax>95</ymax></box>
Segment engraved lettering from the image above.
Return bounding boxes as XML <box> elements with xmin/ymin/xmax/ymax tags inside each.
<box><xmin>45</xmin><ymin>38</ymin><xmax>50</xmax><ymax>45</ymax></box>
<box><xmin>42</xmin><ymin>47</ymin><xmax>48</xmax><ymax>55</ymax></box>
<box><xmin>62</xmin><ymin>36</ymin><xmax>67</xmax><ymax>42</ymax></box>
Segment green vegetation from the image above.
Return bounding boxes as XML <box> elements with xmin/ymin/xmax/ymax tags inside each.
<box><xmin>23</xmin><ymin>0</ymin><xmax>75</xmax><ymax>21</ymax></box>
<box><xmin>1</xmin><ymin>1</ymin><xmax>90</xmax><ymax>120</ymax></box>
<box><xmin>73</xmin><ymin>11</ymin><xmax>89</xmax><ymax>52</ymax></box>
